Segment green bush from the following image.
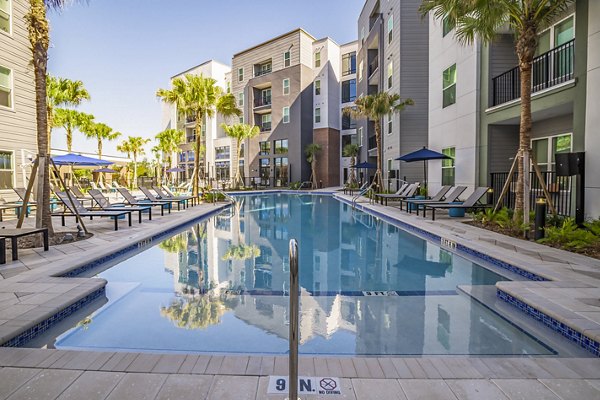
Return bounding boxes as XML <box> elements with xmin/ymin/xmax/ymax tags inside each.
<box><xmin>202</xmin><ymin>192</ymin><xmax>225</xmax><ymax>202</ymax></box>
<box><xmin>539</xmin><ymin>218</ymin><xmax>598</xmax><ymax>250</ymax></box>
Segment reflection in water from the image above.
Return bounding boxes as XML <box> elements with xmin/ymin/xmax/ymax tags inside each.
<box><xmin>54</xmin><ymin>194</ymin><xmax>554</xmax><ymax>355</ymax></box>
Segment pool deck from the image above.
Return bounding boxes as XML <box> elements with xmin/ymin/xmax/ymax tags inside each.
<box><xmin>0</xmin><ymin>189</ymin><xmax>598</xmax><ymax>399</ymax></box>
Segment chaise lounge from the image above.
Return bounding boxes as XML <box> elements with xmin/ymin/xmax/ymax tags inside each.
<box><xmin>422</xmin><ymin>187</ymin><xmax>491</xmax><ymax>220</ymax></box>
<box><xmin>88</xmin><ymin>189</ymin><xmax>152</xmax><ymax>223</ymax></box>
<box><xmin>53</xmin><ymin>191</ymin><xmax>133</xmax><ymax>231</ymax></box>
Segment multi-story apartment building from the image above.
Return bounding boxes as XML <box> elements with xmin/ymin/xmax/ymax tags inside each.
<box><xmin>339</xmin><ymin>42</ymin><xmax>358</xmax><ymax>185</ymax></box>
<box><xmin>357</xmin><ymin>0</ymin><xmax>429</xmax><ymax>190</ymax></box>
<box><xmin>0</xmin><ymin>0</ymin><xmax>38</xmax><ymax>201</ymax></box>
<box><xmin>426</xmin><ymin>0</ymin><xmax>599</xmax><ymax>218</ymax></box>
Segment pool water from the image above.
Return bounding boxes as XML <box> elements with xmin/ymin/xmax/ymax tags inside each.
<box><xmin>55</xmin><ymin>194</ymin><xmax>554</xmax><ymax>355</ymax></box>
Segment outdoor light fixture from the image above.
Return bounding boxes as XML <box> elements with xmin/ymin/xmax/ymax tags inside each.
<box><xmin>534</xmin><ymin>197</ymin><xmax>547</xmax><ymax>241</ymax></box>
<box><xmin>77</xmin><ymin>224</ymin><xmax>85</xmax><ymax>238</ymax></box>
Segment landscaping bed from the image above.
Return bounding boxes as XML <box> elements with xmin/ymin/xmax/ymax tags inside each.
<box><xmin>3</xmin><ymin>231</ymin><xmax>94</xmax><ymax>250</ymax></box>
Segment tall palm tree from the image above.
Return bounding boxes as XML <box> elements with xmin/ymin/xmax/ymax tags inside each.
<box><xmin>117</xmin><ymin>136</ymin><xmax>150</xmax><ymax>187</ymax></box>
<box><xmin>419</xmin><ymin>0</ymin><xmax>574</xmax><ymax>220</ymax></box>
<box><xmin>155</xmin><ymin>129</ymin><xmax>185</xmax><ymax>168</ymax></box>
<box><xmin>26</xmin><ymin>0</ymin><xmax>85</xmax><ymax>235</ymax></box>
<box><xmin>46</xmin><ymin>75</ymin><xmax>90</xmax><ymax>151</ymax></box>
<box><xmin>82</xmin><ymin>122</ymin><xmax>120</xmax><ymax>183</ymax></box>
<box><xmin>151</xmin><ymin>145</ymin><xmax>163</xmax><ymax>184</ymax></box>
<box><xmin>156</xmin><ymin>74</ymin><xmax>241</xmax><ymax>196</ymax></box>
<box><xmin>344</xmin><ymin>92</ymin><xmax>413</xmax><ymax>192</ymax></box>
<box><xmin>53</xmin><ymin>109</ymin><xmax>94</xmax><ymax>152</ymax></box>
<box><xmin>343</xmin><ymin>143</ymin><xmax>360</xmax><ymax>186</ymax></box>
<box><xmin>305</xmin><ymin>143</ymin><xmax>322</xmax><ymax>189</ymax></box>
<box><xmin>221</xmin><ymin>123</ymin><xmax>260</xmax><ymax>189</ymax></box>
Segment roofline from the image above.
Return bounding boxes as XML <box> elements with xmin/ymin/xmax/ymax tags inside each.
<box><xmin>170</xmin><ymin>59</ymin><xmax>230</xmax><ymax>79</ymax></box>
<box><xmin>341</xmin><ymin>40</ymin><xmax>358</xmax><ymax>47</ymax></box>
<box><xmin>313</xmin><ymin>36</ymin><xmax>340</xmax><ymax>46</ymax></box>
<box><xmin>233</xmin><ymin>28</ymin><xmax>317</xmax><ymax>58</ymax></box>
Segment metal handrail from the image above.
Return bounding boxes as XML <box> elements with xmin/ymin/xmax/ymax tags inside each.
<box><xmin>352</xmin><ymin>181</ymin><xmax>376</xmax><ymax>207</ymax></box>
<box><xmin>210</xmin><ymin>188</ymin><xmax>235</xmax><ymax>204</ymax></box>
<box><xmin>288</xmin><ymin>239</ymin><xmax>299</xmax><ymax>400</ymax></box>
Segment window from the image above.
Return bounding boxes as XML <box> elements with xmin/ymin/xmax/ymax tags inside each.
<box><xmin>215</xmin><ymin>161</ymin><xmax>230</xmax><ymax>180</ymax></box>
<box><xmin>341</xmin><ymin>79</ymin><xmax>356</xmax><ymax>103</ymax></box>
<box><xmin>532</xmin><ymin>133</ymin><xmax>572</xmax><ymax>171</ymax></box>
<box><xmin>388</xmin><ymin>14</ymin><xmax>393</xmax><ymax>43</ymax></box>
<box><xmin>315</xmin><ymin>80</ymin><xmax>321</xmax><ymax>96</ymax></box>
<box><xmin>387</xmin><ymin>61</ymin><xmax>393</xmax><ymax>89</ymax></box>
<box><xmin>442</xmin><ymin>16</ymin><xmax>453</xmax><ymax>37</ymax></box>
<box><xmin>237</xmin><ymin>92</ymin><xmax>244</xmax><ymax>107</ymax></box>
<box><xmin>342</xmin><ymin>52</ymin><xmax>356</xmax><ymax>75</ymax></box>
<box><xmin>239</xmin><ymin>116</ymin><xmax>244</xmax><ymax>124</ymax></box>
<box><xmin>274</xmin><ymin>157</ymin><xmax>289</xmax><ymax>186</ymax></box>
<box><xmin>240</xmin><ymin>143</ymin><xmax>245</xmax><ymax>158</ymax></box>
<box><xmin>261</xmin><ymin>114</ymin><xmax>271</xmax><ymax>131</ymax></box>
<box><xmin>358</xmin><ymin>127</ymin><xmax>363</xmax><ymax>147</ymax></box>
<box><xmin>537</xmin><ymin>15</ymin><xmax>575</xmax><ymax>56</ymax></box>
<box><xmin>387</xmin><ymin>114</ymin><xmax>393</xmax><ymax>135</ymax></box>
<box><xmin>187</xmin><ymin>150</ymin><xmax>195</xmax><ymax>161</ymax></box>
<box><xmin>284</xmin><ymin>50</ymin><xmax>291</xmax><ymax>68</ymax></box>
<box><xmin>237</xmin><ymin>67</ymin><xmax>244</xmax><ymax>82</ymax></box>
<box><xmin>0</xmin><ymin>66</ymin><xmax>12</xmax><ymax>108</ymax></box>
<box><xmin>0</xmin><ymin>151</ymin><xmax>12</xmax><ymax>189</ymax></box>
<box><xmin>259</xmin><ymin>141</ymin><xmax>271</xmax><ymax>155</ymax></box>
<box><xmin>215</xmin><ymin>146</ymin><xmax>230</xmax><ymax>160</ymax></box>
<box><xmin>179</xmin><ymin>152</ymin><xmax>186</xmax><ymax>163</ymax></box>
<box><xmin>315</xmin><ymin>108</ymin><xmax>321</xmax><ymax>123</ymax></box>
<box><xmin>314</xmin><ymin>51</ymin><xmax>321</xmax><ymax>68</ymax></box>
<box><xmin>442</xmin><ymin>64</ymin><xmax>456</xmax><ymax>108</ymax></box>
<box><xmin>282</xmin><ymin>107</ymin><xmax>290</xmax><ymax>124</ymax></box>
<box><xmin>259</xmin><ymin>158</ymin><xmax>270</xmax><ymax>185</ymax></box>
<box><xmin>358</xmin><ymin>61</ymin><xmax>364</xmax><ymax>82</ymax></box>
<box><xmin>274</xmin><ymin>139</ymin><xmax>288</xmax><ymax>154</ymax></box>
<box><xmin>283</xmin><ymin>78</ymin><xmax>290</xmax><ymax>95</ymax></box>
<box><xmin>441</xmin><ymin>147</ymin><xmax>455</xmax><ymax>186</ymax></box>
<box><xmin>0</xmin><ymin>0</ymin><xmax>10</xmax><ymax>34</ymax></box>
<box><xmin>342</xmin><ymin>111</ymin><xmax>356</xmax><ymax>130</ymax></box>
<box><xmin>261</xmin><ymin>88</ymin><xmax>271</xmax><ymax>105</ymax></box>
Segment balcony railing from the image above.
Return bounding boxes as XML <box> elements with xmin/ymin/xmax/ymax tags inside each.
<box><xmin>185</xmin><ymin>115</ymin><xmax>196</xmax><ymax>123</ymax></box>
<box><xmin>368</xmin><ymin>135</ymin><xmax>377</xmax><ymax>151</ymax></box>
<box><xmin>255</xmin><ymin>66</ymin><xmax>272</xmax><ymax>77</ymax></box>
<box><xmin>491</xmin><ymin>39</ymin><xmax>575</xmax><ymax>106</ymax></box>
<box><xmin>260</xmin><ymin>122</ymin><xmax>272</xmax><ymax>132</ymax></box>
<box><xmin>368</xmin><ymin>58</ymin><xmax>379</xmax><ymax>78</ymax></box>
<box><xmin>254</xmin><ymin>97</ymin><xmax>272</xmax><ymax>107</ymax></box>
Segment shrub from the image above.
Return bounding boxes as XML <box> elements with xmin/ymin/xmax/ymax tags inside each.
<box><xmin>539</xmin><ymin>218</ymin><xmax>598</xmax><ymax>250</ymax></box>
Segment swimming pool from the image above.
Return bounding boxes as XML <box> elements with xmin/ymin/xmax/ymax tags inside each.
<box><xmin>53</xmin><ymin>194</ymin><xmax>558</xmax><ymax>355</ymax></box>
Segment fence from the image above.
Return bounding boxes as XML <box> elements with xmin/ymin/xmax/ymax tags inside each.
<box><xmin>490</xmin><ymin>171</ymin><xmax>573</xmax><ymax>216</ymax></box>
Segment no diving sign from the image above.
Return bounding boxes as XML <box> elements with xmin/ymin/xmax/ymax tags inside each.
<box><xmin>268</xmin><ymin>376</ymin><xmax>342</xmax><ymax>396</ymax></box>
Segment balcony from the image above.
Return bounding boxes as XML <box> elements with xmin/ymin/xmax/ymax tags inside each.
<box><xmin>255</xmin><ymin>64</ymin><xmax>272</xmax><ymax>77</ymax></box>
<box><xmin>260</xmin><ymin>122</ymin><xmax>272</xmax><ymax>132</ymax></box>
<box><xmin>254</xmin><ymin>97</ymin><xmax>272</xmax><ymax>108</ymax></box>
<box><xmin>368</xmin><ymin>57</ymin><xmax>379</xmax><ymax>86</ymax></box>
<box><xmin>491</xmin><ymin>39</ymin><xmax>575</xmax><ymax>107</ymax></box>
<box><xmin>185</xmin><ymin>115</ymin><xmax>196</xmax><ymax>124</ymax></box>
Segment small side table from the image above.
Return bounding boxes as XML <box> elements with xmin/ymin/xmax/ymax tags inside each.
<box><xmin>0</xmin><ymin>228</ymin><xmax>49</xmax><ymax>264</ymax></box>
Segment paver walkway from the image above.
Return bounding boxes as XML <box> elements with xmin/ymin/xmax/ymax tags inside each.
<box><xmin>0</xmin><ymin>190</ymin><xmax>599</xmax><ymax>399</ymax></box>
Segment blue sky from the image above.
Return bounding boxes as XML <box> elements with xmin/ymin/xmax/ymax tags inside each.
<box><xmin>48</xmin><ymin>0</ymin><xmax>363</xmax><ymax>158</ymax></box>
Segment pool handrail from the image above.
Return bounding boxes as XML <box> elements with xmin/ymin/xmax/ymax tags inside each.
<box><xmin>351</xmin><ymin>181</ymin><xmax>376</xmax><ymax>207</ymax></box>
<box><xmin>288</xmin><ymin>238</ymin><xmax>299</xmax><ymax>400</ymax></box>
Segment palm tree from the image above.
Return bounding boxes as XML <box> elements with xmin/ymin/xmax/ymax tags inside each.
<box><xmin>151</xmin><ymin>145</ymin><xmax>163</xmax><ymax>185</ymax></box>
<box><xmin>117</xmin><ymin>136</ymin><xmax>150</xmax><ymax>187</ymax></box>
<box><xmin>343</xmin><ymin>143</ymin><xmax>360</xmax><ymax>186</ymax></box>
<box><xmin>305</xmin><ymin>143</ymin><xmax>322</xmax><ymax>189</ymax></box>
<box><xmin>26</xmin><ymin>0</ymin><xmax>85</xmax><ymax>235</ymax></box>
<box><xmin>344</xmin><ymin>92</ymin><xmax>413</xmax><ymax>192</ymax></box>
<box><xmin>82</xmin><ymin>122</ymin><xmax>121</xmax><ymax>183</ymax></box>
<box><xmin>53</xmin><ymin>109</ymin><xmax>94</xmax><ymax>152</ymax></box>
<box><xmin>419</xmin><ymin>0</ymin><xmax>574</xmax><ymax>220</ymax></box>
<box><xmin>156</xmin><ymin>74</ymin><xmax>241</xmax><ymax>196</ymax></box>
<box><xmin>46</xmin><ymin>75</ymin><xmax>90</xmax><ymax>151</ymax></box>
<box><xmin>221</xmin><ymin>123</ymin><xmax>260</xmax><ymax>189</ymax></box>
<box><xmin>155</xmin><ymin>129</ymin><xmax>185</xmax><ymax>185</ymax></box>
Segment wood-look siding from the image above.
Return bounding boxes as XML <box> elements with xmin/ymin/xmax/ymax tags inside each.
<box><xmin>0</xmin><ymin>0</ymin><xmax>37</xmax><ymax>201</ymax></box>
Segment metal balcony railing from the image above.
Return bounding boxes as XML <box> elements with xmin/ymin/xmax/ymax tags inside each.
<box><xmin>491</xmin><ymin>39</ymin><xmax>575</xmax><ymax>106</ymax></box>
<box><xmin>254</xmin><ymin>97</ymin><xmax>272</xmax><ymax>107</ymax></box>
<box><xmin>368</xmin><ymin>58</ymin><xmax>379</xmax><ymax>77</ymax></box>
<box><xmin>255</xmin><ymin>66</ymin><xmax>272</xmax><ymax>77</ymax></box>
<box><xmin>260</xmin><ymin>122</ymin><xmax>272</xmax><ymax>132</ymax></box>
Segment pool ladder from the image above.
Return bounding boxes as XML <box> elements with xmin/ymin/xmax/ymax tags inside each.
<box><xmin>351</xmin><ymin>181</ymin><xmax>376</xmax><ymax>208</ymax></box>
<box><xmin>210</xmin><ymin>188</ymin><xmax>236</xmax><ymax>204</ymax></box>
<box><xmin>288</xmin><ymin>239</ymin><xmax>299</xmax><ymax>400</ymax></box>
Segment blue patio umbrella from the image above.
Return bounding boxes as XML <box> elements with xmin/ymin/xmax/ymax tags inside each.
<box><xmin>396</xmin><ymin>147</ymin><xmax>451</xmax><ymax>188</ymax></box>
<box><xmin>52</xmin><ymin>153</ymin><xmax>112</xmax><ymax>166</ymax></box>
<box><xmin>93</xmin><ymin>168</ymin><xmax>118</xmax><ymax>173</ymax></box>
<box><xmin>351</xmin><ymin>162</ymin><xmax>377</xmax><ymax>169</ymax></box>
<box><xmin>166</xmin><ymin>167</ymin><xmax>185</xmax><ymax>173</ymax></box>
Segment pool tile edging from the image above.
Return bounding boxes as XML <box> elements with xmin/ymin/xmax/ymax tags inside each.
<box><xmin>497</xmin><ymin>289</ymin><xmax>600</xmax><ymax>357</ymax></box>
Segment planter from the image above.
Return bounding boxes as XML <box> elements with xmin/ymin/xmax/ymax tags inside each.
<box><xmin>409</xmin><ymin>195</ymin><xmax>426</xmax><ymax>211</ymax></box>
<box><xmin>448</xmin><ymin>202</ymin><xmax>465</xmax><ymax>217</ymax></box>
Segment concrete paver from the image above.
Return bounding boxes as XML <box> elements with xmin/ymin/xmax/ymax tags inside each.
<box><xmin>155</xmin><ymin>374</ymin><xmax>213</xmax><ymax>400</ymax></box>
<box><xmin>208</xmin><ymin>375</ymin><xmax>258</xmax><ymax>400</ymax></box>
<box><xmin>491</xmin><ymin>379</ymin><xmax>561</xmax><ymax>400</ymax></box>
<box><xmin>5</xmin><ymin>369</ymin><xmax>82</xmax><ymax>400</ymax></box>
<box><xmin>445</xmin><ymin>379</ymin><xmax>509</xmax><ymax>400</ymax></box>
<box><xmin>104</xmin><ymin>373</ymin><xmax>167</xmax><ymax>400</ymax></box>
<box><xmin>539</xmin><ymin>379</ymin><xmax>600</xmax><ymax>400</ymax></box>
<box><xmin>0</xmin><ymin>367</ymin><xmax>41</xmax><ymax>399</ymax></box>
<box><xmin>55</xmin><ymin>371</ymin><xmax>124</xmax><ymax>400</ymax></box>
<box><xmin>352</xmin><ymin>378</ymin><xmax>407</xmax><ymax>399</ymax></box>
<box><xmin>399</xmin><ymin>379</ymin><xmax>459</xmax><ymax>400</ymax></box>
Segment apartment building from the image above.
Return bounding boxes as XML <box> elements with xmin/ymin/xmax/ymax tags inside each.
<box><xmin>339</xmin><ymin>42</ymin><xmax>358</xmax><ymax>185</ymax></box>
<box><xmin>357</xmin><ymin>0</ymin><xmax>429</xmax><ymax>190</ymax></box>
<box><xmin>427</xmin><ymin>0</ymin><xmax>599</xmax><ymax>218</ymax></box>
<box><xmin>0</xmin><ymin>0</ymin><xmax>37</xmax><ymax>201</ymax></box>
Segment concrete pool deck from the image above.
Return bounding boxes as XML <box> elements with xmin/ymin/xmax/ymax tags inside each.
<box><xmin>0</xmin><ymin>189</ymin><xmax>598</xmax><ymax>399</ymax></box>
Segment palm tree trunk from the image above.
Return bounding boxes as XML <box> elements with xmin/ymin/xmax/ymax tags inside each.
<box><xmin>515</xmin><ymin>30</ymin><xmax>536</xmax><ymax>221</ymax></box>
<box><xmin>349</xmin><ymin>155</ymin><xmax>356</xmax><ymax>185</ymax></box>
<box><xmin>46</xmin><ymin>105</ymin><xmax>53</xmax><ymax>153</ymax></box>
<box><xmin>193</xmin><ymin>114</ymin><xmax>202</xmax><ymax>197</ymax></box>
<box><xmin>235</xmin><ymin>140</ymin><xmax>242</xmax><ymax>189</ymax></box>
<box><xmin>98</xmin><ymin>140</ymin><xmax>103</xmax><ymax>184</ymax></box>
<box><xmin>27</xmin><ymin>0</ymin><xmax>54</xmax><ymax>235</ymax></box>
<box><xmin>133</xmin><ymin>153</ymin><xmax>138</xmax><ymax>187</ymax></box>
<box><xmin>374</xmin><ymin>119</ymin><xmax>383</xmax><ymax>192</ymax></box>
<box><xmin>66</xmin><ymin>127</ymin><xmax>72</xmax><ymax>153</ymax></box>
<box><xmin>311</xmin><ymin>159</ymin><xmax>317</xmax><ymax>189</ymax></box>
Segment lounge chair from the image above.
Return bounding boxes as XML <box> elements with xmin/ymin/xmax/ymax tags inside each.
<box><xmin>53</xmin><ymin>191</ymin><xmax>133</xmax><ymax>231</ymax></box>
<box><xmin>376</xmin><ymin>183</ymin><xmax>419</xmax><ymax>206</ymax></box>
<box><xmin>373</xmin><ymin>183</ymin><xmax>408</xmax><ymax>204</ymax></box>
<box><xmin>400</xmin><ymin>185</ymin><xmax>462</xmax><ymax>213</ymax></box>
<box><xmin>423</xmin><ymin>187</ymin><xmax>491</xmax><ymax>220</ymax></box>
<box><xmin>152</xmin><ymin>186</ymin><xmax>195</xmax><ymax>207</ymax></box>
<box><xmin>117</xmin><ymin>187</ymin><xmax>171</xmax><ymax>216</ymax></box>
<box><xmin>88</xmin><ymin>189</ymin><xmax>152</xmax><ymax>223</ymax></box>
<box><xmin>68</xmin><ymin>186</ymin><xmax>95</xmax><ymax>208</ymax></box>
<box><xmin>139</xmin><ymin>186</ymin><xmax>185</xmax><ymax>211</ymax></box>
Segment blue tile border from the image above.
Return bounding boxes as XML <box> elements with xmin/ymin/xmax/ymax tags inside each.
<box><xmin>333</xmin><ymin>194</ymin><xmax>547</xmax><ymax>282</ymax></box>
<box><xmin>497</xmin><ymin>289</ymin><xmax>600</xmax><ymax>357</ymax></box>
<box><xmin>220</xmin><ymin>289</ymin><xmax>459</xmax><ymax>297</ymax></box>
<box><xmin>1</xmin><ymin>286</ymin><xmax>106</xmax><ymax>348</ymax></box>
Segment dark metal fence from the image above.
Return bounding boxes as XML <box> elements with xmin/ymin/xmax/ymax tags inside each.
<box><xmin>492</xmin><ymin>39</ymin><xmax>575</xmax><ymax>106</ymax></box>
<box><xmin>490</xmin><ymin>171</ymin><xmax>573</xmax><ymax>216</ymax></box>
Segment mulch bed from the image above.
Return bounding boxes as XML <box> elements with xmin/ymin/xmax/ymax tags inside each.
<box><xmin>466</xmin><ymin>221</ymin><xmax>600</xmax><ymax>260</ymax></box>
<box><xmin>3</xmin><ymin>231</ymin><xmax>94</xmax><ymax>250</ymax></box>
